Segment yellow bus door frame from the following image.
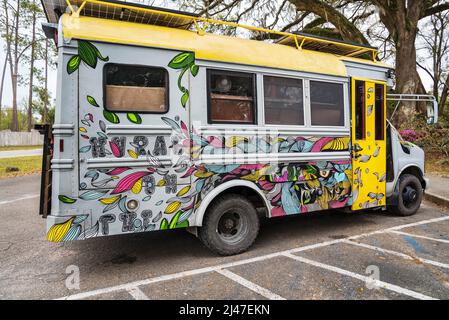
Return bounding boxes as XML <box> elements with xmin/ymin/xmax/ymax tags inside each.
<box><xmin>351</xmin><ymin>78</ymin><xmax>387</xmax><ymax>210</ymax></box>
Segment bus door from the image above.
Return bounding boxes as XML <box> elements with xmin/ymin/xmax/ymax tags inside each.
<box><xmin>351</xmin><ymin>78</ymin><xmax>387</xmax><ymax>210</ymax></box>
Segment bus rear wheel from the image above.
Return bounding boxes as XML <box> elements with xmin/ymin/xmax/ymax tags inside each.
<box><xmin>198</xmin><ymin>194</ymin><xmax>259</xmax><ymax>256</ymax></box>
<box><xmin>389</xmin><ymin>174</ymin><xmax>423</xmax><ymax>216</ymax></box>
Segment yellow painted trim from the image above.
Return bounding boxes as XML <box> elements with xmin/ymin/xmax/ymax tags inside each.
<box><xmin>61</xmin><ymin>15</ymin><xmax>351</xmax><ymax>77</ymax></box>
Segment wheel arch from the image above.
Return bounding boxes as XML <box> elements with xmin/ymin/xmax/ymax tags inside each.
<box><xmin>193</xmin><ymin>180</ymin><xmax>270</xmax><ymax>227</ymax></box>
<box><xmin>397</xmin><ymin>164</ymin><xmax>426</xmax><ymax>189</ymax></box>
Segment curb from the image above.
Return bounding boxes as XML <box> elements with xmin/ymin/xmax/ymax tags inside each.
<box><xmin>425</xmin><ymin>192</ymin><xmax>449</xmax><ymax>210</ymax></box>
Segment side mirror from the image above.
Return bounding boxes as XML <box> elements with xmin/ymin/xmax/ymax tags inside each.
<box><xmin>426</xmin><ymin>100</ymin><xmax>438</xmax><ymax>124</ymax></box>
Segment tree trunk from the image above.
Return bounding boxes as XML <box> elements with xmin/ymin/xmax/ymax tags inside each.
<box><xmin>11</xmin><ymin>0</ymin><xmax>20</xmax><ymax>132</ymax></box>
<box><xmin>0</xmin><ymin>57</ymin><xmax>7</xmax><ymax>127</ymax></box>
<box><xmin>440</xmin><ymin>74</ymin><xmax>449</xmax><ymax>116</ymax></box>
<box><xmin>27</xmin><ymin>2</ymin><xmax>37</xmax><ymax>132</ymax></box>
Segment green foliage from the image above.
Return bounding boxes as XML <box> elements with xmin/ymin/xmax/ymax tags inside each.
<box><xmin>67</xmin><ymin>40</ymin><xmax>109</xmax><ymax>74</ymax></box>
<box><xmin>168</xmin><ymin>52</ymin><xmax>198</xmax><ymax>108</ymax></box>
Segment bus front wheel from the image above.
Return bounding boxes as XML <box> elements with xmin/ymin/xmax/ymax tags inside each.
<box><xmin>388</xmin><ymin>174</ymin><xmax>423</xmax><ymax>216</ymax></box>
<box><xmin>198</xmin><ymin>194</ymin><xmax>259</xmax><ymax>256</ymax></box>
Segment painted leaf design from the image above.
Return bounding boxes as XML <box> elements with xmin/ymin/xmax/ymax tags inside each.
<box><xmin>99</xmin><ymin>195</ymin><xmax>121</xmax><ymax>205</ymax></box>
<box><xmin>180</xmin><ymin>121</ymin><xmax>189</xmax><ymax>137</ymax></box>
<box><xmin>127</xmin><ymin>112</ymin><xmax>142</xmax><ymax>124</ymax></box>
<box><xmin>190</xmin><ymin>64</ymin><xmax>199</xmax><ymax>77</ymax></box>
<box><xmin>128</xmin><ymin>149</ymin><xmax>138</xmax><ymax>159</ymax></box>
<box><xmin>161</xmin><ymin>117</ymin><xmax>181</xmax><ymax>132</ymax></box>
<box><xmin>99</xmin><ymin>120</ymin><xmax>106</xmax><ymax>133</ymax></box>
<box><xmin>79</xmin><ymin>190</ymin><xmax>109</xmax><ymax>200</ymax></box>
<box><xmin>118</xmin><ymin>196</ymin><xmax>128</xmax><ymax>213</ymax></box>
<box><xmin>92</xmin><ymin>44</ymin><xmax>109</xmax><ymax>62</ymax></box>
<box><xmin>78</xmin><ymin>40</ymin><xmax>99</xmax><ymax>68</ymax></box>
<box><xmin>58</xmin><ymin>195</ymin><xmax>77</xmax><ymax>204</ymax></box>
<box><xmin>176</xmin><ymin>185</ymin><xmax>191</xmax><ymax>197</ymax></box>
<box><xmin>181</xmin><ymin>91</ymin><xmax>189</xmax><ymax>108</ymax></box>
<box><xmin>67</xmin><ymin>55</ymin><xmax>81</xmax><ymax>74</ymax></box>
<box><xmin>160</xmin><ymin>218</ymin><xmax>169</xmax><ymax>230</ymax></box>
<box><xmin>168</xmin><ymin>52</ymin><xmax>194</xmax><ymax>69</ymax></box>
<box><xmin>79</xmin><ymin>145</ymin><xmax>91</xmax><ymax>153</ymax></box>
<box><xmin>131</xmin><ymin>178</ymin><xmax>143</xmax><ymax>194</ymax></box>
<box><xmin>165</xmin><ymin>201</ymin><xmax>181</xmax><ymax>214</ymax></box>
<box><xmin>109</xmin><ymin>141</ymin><xmax>121</xmax><ymax>157</ymax></box>
<box><xmin>87</xmin><ymin>95</ymin><xmax>99</xmax><ymax>107</ymax></box>
<box><xmin>103</xmin><ymin>110</ymin><xmax>120</xmax><ymax>124</ymax></box>
<box><xmin>47</xmin><ymin>217</ymin><xmax>75</xmax><ymax>242</ymax></box>
<box><xmin>111</xmin><ymin>171</ymin><xmax>151</xmax><ymax>194</ymax></box>
<box><xmin>97</xmin><ymin>132</ymin><xmax>108</xmax><ymax>139</ymax></box>
<box><xmin>106</xmin><ymin>167</ymin><xmax>131</xmax><ymax>176</ymax></box>
<box><xmin>63</xmin><ymin>225</ymin><xmax>82</xmax><ymax>241</ymax></box>
<box><xmin>79</xmin><ymin>127</ymin><xmax>87</xmax><ymax>133</ymax></box>
<box><xmin>85</xmin><ymin>170</ymin><xmax>99</xmax><ymax>181</ymax></box>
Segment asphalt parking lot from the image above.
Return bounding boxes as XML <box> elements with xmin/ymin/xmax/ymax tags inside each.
<box><xmin>1</xmin><ymin>174</ymin><xmax>449</xmax><ymax>300</ymax></box>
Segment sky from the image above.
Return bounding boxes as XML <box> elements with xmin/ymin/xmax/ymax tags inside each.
<box><xmin>0</xmin><ymin>0</ymin><xmax>435</xmax><ymax>110</ymax></box>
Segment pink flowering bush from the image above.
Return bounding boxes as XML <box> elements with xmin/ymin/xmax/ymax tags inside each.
<box><xmin>400</xmin><ymin>129</ymin><xmax>419</xmax><ymax>142</ymax></box>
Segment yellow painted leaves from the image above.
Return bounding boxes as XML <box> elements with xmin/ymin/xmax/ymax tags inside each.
<box><xmin>99</xmin><ymin>195</ymin><xmax>121</xmax><ymax>205</ymax></box>
<box><xmin>128</xmin><ymin>149</ymin><xmax>138</xmax><ymax>159</ymax></box>
<box><xmin>132</xmin><ymin>178</ymin><xmax>143</xmax><ymax>194</ymax></box>
<box><xmin>47</xmin><ymin>217</ymin><xmax>74</xmax><ymax>242</ymax></box>
<box><xmin>322</xmin><ymin>137</ymin><xmax>350</xmax><ymax>151</ymax></box>
<box><xmin>176</xmin><ymin>185</ymin><xmax>191</xmax><ymax>197</ymax></box>
<box><xmin>225</xmin><ymin>136</ymin><xmax>248</xmax><ymax>148</ymax></box>
<box><xmin>165</xmin><ymin>201</ymin><xmax>181</xmax><ymax>214</ymax></box>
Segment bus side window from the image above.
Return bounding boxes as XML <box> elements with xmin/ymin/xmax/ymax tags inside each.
<box><xmin>375</xmin><ymin>84</ymin><xmax>385</xmax><ymax>140</ymax></box>
<box><xmin>355</xmin><ymin>80</ymin><xmax>366</xmax><ymax>139</ymax></box>
<box><xmin>263</xmin><ymin>76</ymin><xmax>304</xmax><ymax>126</ymax></box>
<box><xmin>310</xmin><ymin>81</ymin><xmax>345</xmax><ymax>127</ymax></box>
<box><xmin>104</xmin><ymin>64</ymin><xmax>169</xmax><ymax>113</ymax></box>
<box><xmin>207</xmin><ymin>69</ymin><xmax>256</xmax><ymax>124</ymax></box>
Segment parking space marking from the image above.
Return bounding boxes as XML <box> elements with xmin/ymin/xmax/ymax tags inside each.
<box><xmin>57</xmin><ymin>215</ymin><xmax>449</xmax><ymax>300</ymax></box>
<box><xmin>216</xmin><ymin>269</ymin><xmax>285</xmax><ymax>300</ymax></box>
<box><xmin>343</xmin><ymin>240</ymin><xmax>449</xmax><ymax>270</ymax></box>
<box><xmin>126</xmin><ymin>287</ymin><xmax>150</xmax><ymax>300</ymax></box>
<box><xmin>282</xmin><ymin>253</ymin><xmax>437</xmax><ymax>300</ymax></box>
<box><xmin>0</xmin><ymin>194</ymin><xmax>39</xmax><ymax>205</ymax></box>
<box><xmin>389</xmin><ymin>230</ymin><xmax>449</xmax><ymax>244</ymax></box>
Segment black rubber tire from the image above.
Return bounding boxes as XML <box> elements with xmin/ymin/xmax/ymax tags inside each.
<box><xmin>198</xmin><ymin>194</ymin><xmax>260</xmax><ymax>256</ymax></box>
<box><xmin>388</xmin><ymin>174</ymin><xmax>423</xmax><ymax>216</ymax></box>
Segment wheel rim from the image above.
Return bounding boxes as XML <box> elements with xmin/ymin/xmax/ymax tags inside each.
<box><xmin>216</xmin><ymin>210</ymin><xmax>249</xmax><ymax>245</ymax></box>
<box><xmin>402</xmin><ymin>184</ymin><xmax>418</xmax><ymax>208</ymax></box>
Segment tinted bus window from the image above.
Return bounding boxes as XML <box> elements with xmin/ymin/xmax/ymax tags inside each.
<box><xmin>310</xmin><ymin>81</ymin><xmax>344</xmax><ymax>126</ymax></box>
<box><xmin>264</xmin><ymin>76</ymin><xmax>304</xmax><ymax>126</ymax></box>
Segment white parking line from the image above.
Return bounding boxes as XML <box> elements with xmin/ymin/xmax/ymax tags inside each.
<box><xmin>389</xmin><ymin>230</ymin><xmax>449</xmax><ymax>244</ymax></box>
<box><xmin>126</xmin><ymin>287</ymin><xmax>150</xmax><ymax>300</ymax></box>
<box><xmin>343</xmin><ymin>240</ymin><xmax>449</xmax><ymax>270</ymax></box>
<box><xmin>282</xmin><ymin>253</ymin><xmax>437</xmax><ymax>300</ymax></box>
<box><xmin>56</xmin><ymin>215</ymin><xmax>449</xmax><ymax>300</ymax></box>
<box><xmin>216</xmin><ymin>269</ymin><xmax>285</xmax><ymax>300</ymax></box>
<box><xmin>0</xmin><ymin>194</ymin><xmax>39</xmax><ymax>205</ymax></box>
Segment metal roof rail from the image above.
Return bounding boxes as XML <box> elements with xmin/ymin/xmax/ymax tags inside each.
<box><xmin>41</xmin><ymin>0</ymin><xmax>379</xmax><ymax>61</ymax></box>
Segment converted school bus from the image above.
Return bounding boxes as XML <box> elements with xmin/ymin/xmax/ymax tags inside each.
<box><xmin>39</xmin><ymin>0</ymin><xmax>433</xmax><ymax>255</ymax></box>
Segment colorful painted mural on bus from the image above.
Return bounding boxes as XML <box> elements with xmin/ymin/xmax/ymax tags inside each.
<box><xmin>50</xmin><ymin>110</ymin><xmax>352</xmax><ymax>242</ymax></box>
<box><xmin>47</xmin><ymin>45</ymin><xmax>352</xmax><ymax>242</ymax></box>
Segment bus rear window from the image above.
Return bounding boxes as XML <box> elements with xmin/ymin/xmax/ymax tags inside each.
<box><xmin>208</xmin><ymin>70</ymin><xmax>256</xmax><ymax>124</ymax></box>
<box><xmin>104</xmin><ymin>64</ymin><xmax>168</xmax><ymax>113</ymax></box>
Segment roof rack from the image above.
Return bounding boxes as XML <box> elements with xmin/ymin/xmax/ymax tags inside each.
<box><xmin>41</xmin><ymin>0</ymin><xmax>379</xmax><ymax>61</ymax></box>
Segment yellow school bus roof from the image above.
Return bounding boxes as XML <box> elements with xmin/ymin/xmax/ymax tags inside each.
<box><xmin>60</xmin><ymin>13</ymin><xmax>389</xmax><ymax>77</ymax></box>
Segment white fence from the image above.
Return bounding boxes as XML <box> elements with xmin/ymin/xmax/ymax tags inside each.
<box><xmin>0</xmin><ymin>130</ymin><xmax>43</xmax><ymax>147</ymax></box>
